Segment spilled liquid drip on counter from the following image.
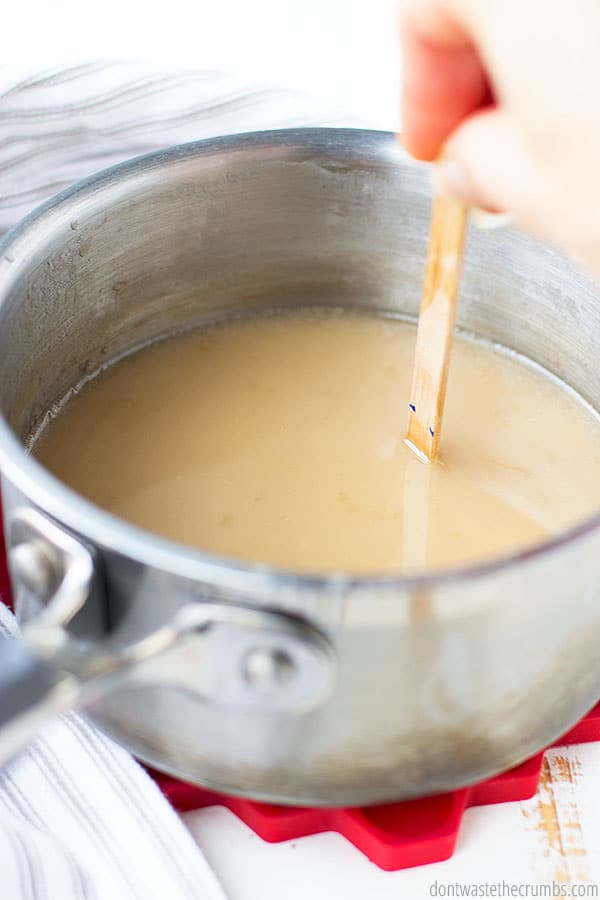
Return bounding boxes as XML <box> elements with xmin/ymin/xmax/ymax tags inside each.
<box><xmin>34</xmin><ymin>310</ymin><xmax>600</xmax><ymax>574</ymax></box>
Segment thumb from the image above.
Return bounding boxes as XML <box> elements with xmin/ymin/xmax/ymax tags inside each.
<box><xmin>436</xmin><ymin>108</ymin><xmax>541</xmax><ymax>225</ymax></box>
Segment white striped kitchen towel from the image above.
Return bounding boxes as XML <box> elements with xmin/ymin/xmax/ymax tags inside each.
<box><xmin>0</xmin><ymin>61</ymin><xmax>358</xmax><ymax>234</ymax></box>
<box><xmin>0</xmin><ymin>61</ymin><xmax>358</xmax><ymax>900</ymax></box>
<box><xmin>0</xmin><ymin>602</ymin><xmax>227</xmax><ymax>900</ymax></box>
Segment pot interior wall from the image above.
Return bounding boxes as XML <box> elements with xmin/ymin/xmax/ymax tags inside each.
<box><xmin>0</xmin><ymin>131</ymin><xmax>599</xmax><ymax>444</ymax></box>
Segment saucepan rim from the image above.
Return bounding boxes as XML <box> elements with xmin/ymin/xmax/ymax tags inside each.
<box><xmin>0</xmin><ymin>126</ymin><xmax>598</xmax><ymax>596</ymax></box>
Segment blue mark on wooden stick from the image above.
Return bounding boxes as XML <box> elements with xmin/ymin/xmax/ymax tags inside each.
<box><xmin>409</xmin><ymin>403</ymin><xmax>416</xmax><ymax>413</ymax></box>
<box><xmin>429</xmin><ymin>427</ymin><xmax>435</xmax><ymax>437</ymax></box>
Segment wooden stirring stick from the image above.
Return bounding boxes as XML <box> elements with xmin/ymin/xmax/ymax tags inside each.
<box><xmin>405</xmin><ymin>191</ymin><xmax>469</xmax><ymax>462</ymax></box>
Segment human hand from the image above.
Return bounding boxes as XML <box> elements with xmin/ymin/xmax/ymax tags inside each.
<box><xmin>400</xmin><ymin>0</ymin><xmax>600</xmax><ymax>277</ymax></box>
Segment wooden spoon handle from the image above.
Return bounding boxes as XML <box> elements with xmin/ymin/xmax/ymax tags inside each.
<box><xmin>405</xmin><ymin>192</ymin><xmax>469</xmax><ymax>462</ymax></box>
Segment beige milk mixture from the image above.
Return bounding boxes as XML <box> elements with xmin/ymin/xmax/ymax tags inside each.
<box><xmin>34</xmin><ymin>311</ymin><xmax>600</xmax><ymax>573</ymax></box>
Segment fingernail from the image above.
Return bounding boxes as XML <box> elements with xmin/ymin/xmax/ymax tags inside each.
<box><xmin>432</xmin><ymin>156</ymin><xmax>471</xmax><ymax>200</ymax></box>
<box><xmin>433</xmin><ymin>158</ymin><xmax>512</xmax><ymax>229</ymax></box>
<box><xmin>471</xmin><ymin>208</ymin><xmax>513</xmax><ymax>230</ymax></box>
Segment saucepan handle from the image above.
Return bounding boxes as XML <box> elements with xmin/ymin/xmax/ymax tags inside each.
<box><xmin>0</xmin><ymin>507</ymin><xmax>337</xmax><ymax>767</ymax></box>
<box><xmin>0</xmin><ymin>636</ymin><xmax>79</xmax><ymax>764</ymax></box>
<box><xmin>0</xmin><ymin>506</ymin><xmax>94</xmax><ymax>765</ymax></box>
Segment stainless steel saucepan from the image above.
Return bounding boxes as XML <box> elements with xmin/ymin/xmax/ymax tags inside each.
<box><xmin>0</xmin><ymin>128</ymin><xmax>599</xmax><ymax>807</ymax></box>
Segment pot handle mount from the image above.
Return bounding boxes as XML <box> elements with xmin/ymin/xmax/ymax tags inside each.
<box><xmin>0</xmin><ymin>507</ymin><xmax>335</xmax><ymax>766</ymax></box>
<box><xmin>0</xmin><ymin>506</ymin><xmax>95</xmax><ymax>764</ymax></box>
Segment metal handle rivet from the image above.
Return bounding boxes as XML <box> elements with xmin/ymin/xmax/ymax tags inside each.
<box><xmin>242</xmin><ymin>647</ymin><xmax>296</xmax><ymax>689</ymax></box>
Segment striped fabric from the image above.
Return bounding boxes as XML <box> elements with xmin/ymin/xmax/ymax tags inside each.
<box><xmin>0</xmin><ymin>61</ymin><xmax>357</xmax><ymax>234</ymax></box>
<box><xmin>0</xmin><ymin>605</ymin><xmax>227</xmax><ymax>900</ymax></box>
<box><xmin>0</xmin><ymin>62</ymin><xmax>357</xmax><ymax>899</ymax></box>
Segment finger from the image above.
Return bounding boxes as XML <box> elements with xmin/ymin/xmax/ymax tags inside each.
<box><xmin>400</xmin><ymin>1</ymin><xmax>491</xmax><ymax>160</ymax></box>
<box><xmin>438</xmin><ymin>107</ymin><xmax>540</xmax><ymax>220</ymax></box>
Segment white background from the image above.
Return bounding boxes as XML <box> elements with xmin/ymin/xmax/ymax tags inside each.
<box><xmin>4</xmin><ymin>0</ymin><xmax>401</xmax><ymax>131</ymax></box>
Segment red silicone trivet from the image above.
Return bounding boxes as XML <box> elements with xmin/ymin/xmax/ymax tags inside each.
<box><xmin>1</xmin><ymin>507</ymin><xmax>599</xmax><ymax>872</ymax></box>
<box><xmin>151</xmin><ymin>707</ymin><xmax>600</xmax><ymax>872</ymax></box>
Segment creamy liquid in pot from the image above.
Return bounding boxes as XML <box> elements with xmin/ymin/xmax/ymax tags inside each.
<box><xmin>34</xmin><ymin>311</ymin><xmax>600</xmax><ymax>573</ymax></box>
